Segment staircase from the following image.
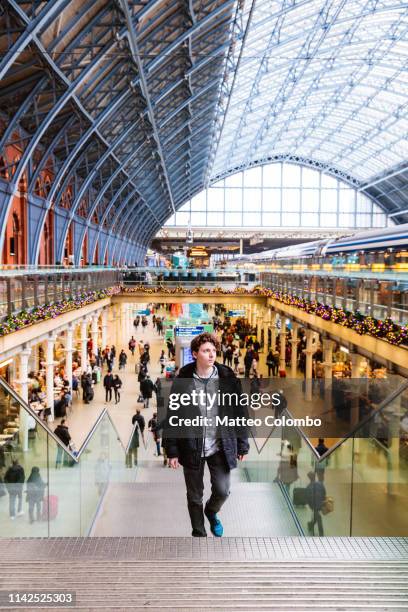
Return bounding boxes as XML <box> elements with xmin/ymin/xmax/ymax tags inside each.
<box><xmin>1</xmin><ymin>537</ymin><xmax>407</xmax><ymax>610</ymax></box>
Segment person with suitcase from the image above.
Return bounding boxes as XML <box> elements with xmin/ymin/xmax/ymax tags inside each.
<box><xmin>26</xmin><ymin>466</ymin><xmax>46</xmax><ymax>524</ymax></box>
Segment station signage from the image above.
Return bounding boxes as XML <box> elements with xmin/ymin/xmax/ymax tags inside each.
<box><xmin>228</xmin><ymin>310</ymin><xmax>246</xmax><ymax>317</ymax></box>
<box><xmin>175</xmin><ymin>325</ymin><xmax>204</xmax><ymax>337</ymax></box>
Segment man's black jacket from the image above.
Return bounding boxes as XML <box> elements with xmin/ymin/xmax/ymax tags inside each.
<box><xmin>162</xmin><ymin>361</ymin><xmax>249</xmax><ymax>470</ymax></box>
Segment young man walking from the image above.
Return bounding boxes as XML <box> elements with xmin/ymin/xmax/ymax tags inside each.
<box><xmin>163</xmin><ymin>332</ymin><xmax>249</xmax><ymax>538</ymax></box>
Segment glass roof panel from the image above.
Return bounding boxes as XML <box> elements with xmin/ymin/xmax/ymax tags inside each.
<box><xmin>210</xmin><ymin>0</ymin><xmax>408</xmax><ymax>185</ymax></box>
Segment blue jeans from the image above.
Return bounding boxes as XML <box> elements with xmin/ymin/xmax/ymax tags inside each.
<box><xmin>8</xmin><ymin>486</ymin><xmax>23</xmax><ymax>517</ymax></box>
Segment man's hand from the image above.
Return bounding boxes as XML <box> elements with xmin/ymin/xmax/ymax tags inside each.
<box><xmin>169</xmin><ymin>457</ymin><xmax>179</xmax><ymax>469</ymax></box>
<box><xmin>237</xmin><ymin>455</ymin><xmax>245</xmax><ymax>461</ymax></box>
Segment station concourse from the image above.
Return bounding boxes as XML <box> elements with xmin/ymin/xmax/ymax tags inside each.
<box><xmin>0</xmin><ymin>0</ymin><xmax>407</xmax><ymax>609</ymax></box>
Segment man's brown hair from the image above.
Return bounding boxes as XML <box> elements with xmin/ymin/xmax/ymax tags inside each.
<box><xmin>190</xmin><ymin>332</ymin><xmax>220</xmax><ymax>354</ymax></box>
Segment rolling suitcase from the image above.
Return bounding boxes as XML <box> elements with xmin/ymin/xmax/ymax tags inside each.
<box><xmin>42</xmin><ymin>495</ymin><xmax>58</xmax><ymax>520</ymax></box>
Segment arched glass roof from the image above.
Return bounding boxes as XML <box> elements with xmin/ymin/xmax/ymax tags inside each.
<box><xmin>166</xmin><ymin>162</ymin><xmax>390</xmax><ymax>229</ymax></box>
<box><xmin>0</xmin><ymin>0</ymin><xmax>407</xmax><ymax>264</ymax></box>
<box><xmin>209</xmin><ymin>0</ymin><xmax>408</xmax><ymax>185</ymax></box>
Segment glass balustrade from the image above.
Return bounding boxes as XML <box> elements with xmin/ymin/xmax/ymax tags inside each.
<box><xmin>272</xmin><ymin>376</ymin><xmax>408</xmax><ymax>536</ymax></box>
<box><xmin>0</xmin><ymin>378</ymin><xmax>130</xmax><ymax>538</ymax></box>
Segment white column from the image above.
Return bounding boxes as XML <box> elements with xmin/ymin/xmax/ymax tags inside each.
<box><xmin>323</xmin><ymin>338</ymin><xmax>335</xmax><ymax>380</ymax></box>
<box><xmin>279</xmin><ymin>318</ymin><xmax>286</xmax><ymax>373</ymax></box>
<box><xmin>304</xmin><ymin>329</ymin><xmax>315</xmax><ymax>401</ymax></box>
<box><xmin>81</xmin><ymin>318</ymin><xmax>88</xmax><ymax>372</ymax></box>
<box><xmin>290</xmin><ymin>322</ymin><xmax>299</xmax><ymax>378</ymax></box>
<box><xmin>65</xmin><ymin>324</ymin><xmax>74</xmax><ymax>391</ymax></box>
<box><xmin>128</xmin><ymin>304</ymin><xmax>133</xmax><ymax>337</ymax></box>
<box><xmin>351</xmin><ymin>352</ymin><xmax>363</xmax><ymax>378</ymax></box>
<box><xmin>46</xmin><ymin>335</ymin><xmax>56</xmax><ymax>421</ymax></box>
<box><xmin>270</xmin><ymin>312</ymin><xmax>277</xmax><ymax>352</ymax></box>
<box><xmin>263</xmin><ymin>309</ymin><xmax>270</xmax><ymax>351</ymax></box>
<box><xmin>19</xmin><ymin>347</ymin><xmax>31</xmax><ymax>452</ymax></box>
<box><xmin>101</xmin><ymin>308</ymin><xmax>108</xmax><ymax>349</ymax></box>
<box><xmin>91</xmin><ymin>314</ymin><xmax>99</xmax><ymax>358</ymax></box>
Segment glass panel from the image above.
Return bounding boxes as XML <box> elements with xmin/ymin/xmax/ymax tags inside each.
<box><xmin>339</xmin><ymin>189</ymin><xmax>355</xmax><ymax>213</ymax></box>
<box><xmin>207</xmin><ymin>188</ymin><xmax>224</xmax><ymax>211</ymax></box>
<box><xmin>357</xmin><ymin>193</ymin><xmax>372</xmax><ymax>213</ymax></box>
<box><xmin>339</xmin><ymin>213</ymin><xmax>355</xmax><ymax>227</ymax></box>
<box><xmin>320</xmin><ymin>213</ymin><xmax>337</xmax><ymax>226</ymax></box>
<box><xmin>282</xmin><ymin>212</ymin><xmax>300</xmax><ymax>226</ymax></box>
<box><xmin>262</xmin><ymin>212</ymin><xmax>280</xmax><ymax>226</ymax></box>
<box><xmin>244</xmin><ymin>166</ymin><xmax>262</xmax><ymax>187</ymax></box>
<box><xmin>207</xmin><ymin>212</ymin><xmax>224</xmax><ymax>226</ymax></box>
<box><xmin>191</xmin><ymin>191</ymin><xmax>206</xmax><ymax>211</ymax></box>
<box><xmin>47</xmin><ymin>433</ymin><xmax>81</xmax><ymax>537</ymax></box>
<box><xmin>263</xmin><ymin>163</ymin><xmax>281</xmax><ymax>187</ymax></box>
<box><xmin>302</xmin><ymin>189</ymin><xmax>320</xmax><ymax>213</ymax></box>
<box><xmin>356</xmin><ymin>213</ymin><xmax>371</xmax><ymax>228</ymax></box>
<box><xmin>243</xmin><ymin>212</ymin><xmax>261</xmax><ymax>226</ymax></box>
<box><xmin>282</xmin><ymin>189</ymin><xmax>300</xmax><ymax>212</ymax></box>
<box><xmin>372</xmin><ymin>213</ymin><xmax>386</xmax><ymax>227</ymax></box>
<box><xmin>79</xmin><ymin>414</ymin><xmax>110</xmax><ymax>535</ymax></box>
<box><xmin>284</xmin><ymin>429</ymin><xmax>353</xmax><ymax>537</ymax></box>
<box><xmin>301</xmin><ymin>213</ymin><xmax>319</xmax><ymax>226</ymax></box>
<box><xmin>225</xmin><ymin>188</ymin><xmax>242</xmax><ymax>211</ymax></box>
<box><xmin>224</xmin><ymin>212</ymin><xmax>242</xmax><ymax>226</ymax></box>
<box><xmin>243</xmin><ymin>189</ymin><xmax>261</xmax><ymax>211</ymax></box>
<box><xmin>225</xmin><ymin>173</ymin><xmax>243</xmax><ymax>187</ymax></box>
<box><xmin>282</xmin><ymin>164</ymin><xmax>301</xmax><ymax>187</ymax></box>
<box><xmin>262</xmin><ymin>189</ymin><xmax>281</xmax><ymax>211</ymax></box>
<box><xmin>0</xmin><ymin>384</ymin><xmax>50</xmax><ymax>537</ymax></box>
<box><xmin>0</xmin><ymin>280</ymin><xmax>7</xmax><ymax>318</ymax></box>
<box><xmin>164</xmin><ymin>214</ymin><xmax>175</xmax><ymax>226</ymax></box>
<box><xmin>302</xmin><ymin>167</ymin><xmax>320</xmax><ymax>188</ymax></box>
<box><xmin>321</xmin><ymin>174</ymin><xmax>338</xmax><ymax>188</ymax></box>
<box><xmin>190</xmin><ymin>212</ymin><xmax>206</xmax><ymax>225</ymax></box>
<box><xmin>175</xmin><ymin>212</ymin><xmax>190</xmax><ymax>225</ymax></box>
<box><xmin>320</xmin><ymin>189</ymin><xmax>338</xmax><ymax>213</ymax></box>
<box><xmin>351</xmin><ymin>390</ymin><xmax>408</xmax><ymax>536</ymax></box>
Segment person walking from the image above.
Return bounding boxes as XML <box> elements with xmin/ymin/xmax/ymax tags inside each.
<box><xmin>4</xmin><ymin>459</ymin><xmax>25</xmax><ymax>519</ymax></box>
<box><xmin>126</xmin><ymin>421</ymin><xmax>140</xmax><ymax>467</ymax></box>
<box><xmin>244</xmin><ymin>348</ymin><xmax>253</xmax><ymax>378</ymax></box>
<box><xmin>128</xmin><ymin>337</ymin><xmax>136</xmax><ymax>356</ymax></box>
<box><xmin>232</xmin><ymin>347</ymin><xmax>240</xmax><ymax>374</ymax></box>
<box><xmin>266</xmin><ymin>350</ymin><xmax>274</xmax><ymax>377</ymax></box>
<box><xmin>103</xmin><ymin>371</ymin><xmax>114</xmax><ymax>403</ymax></box>
<box><xmin>148</xmin><ymin>413</ymin><xmax>161</xmax><ymax>456</ymax></box>
<box><xmin>110</xmin><ymin>345</ymin><xmax>116</xmax><ymax>366</ymax></box>
<box><xmin>119</xmin><ymin>349</ymin><xmax>127</xmax><ymax>370</ymax></box>
<box><xmin>140</xmin><ymin>374</ymin><xmax>154</xmax><ymax>410</ymax></box>
<box><xmin>272</xmin><ymin>350</ymin><xmax>280</xmax><ymax>377</ymax></box>
<box><xmin>26</xmin><ymin>466</ymin><xmax>46</xmax><ymax>524</ymax></box>
<box><xmin>306</xmin><ymin>471</ymin><xmax>326</xmax><ymax>536</ymax></box>
<box><xmin>225</xmin><ymin>345</ymin><xmax>233</xmax><ymax>368</ymax></box>
<box><xmin>132</xmin><ymin>409</ymin><xmax>146</xmax><ymax>447</ymax></box>
<box><xmin>166</xmin><ymin>338</ymin><xmax>174</xmax><ymax>359</ymax></box>
<box><xmin>54</xmin><ymin>419</ymin><xmax>72</xmax><ymax>468</ymax></box>
<box><xmin>163</xmin><ymin>332</ymin><xmax>249</xmax><ymax>538</ymax></box>
<box><xmin>159</xmin><ymin>350</ymin><xmax>166</xmax><ymax>374</ymax></box>
<box><xmin>113</xmin><ymin>374</ymin><xmax>122</xmax><ymax>404</ymax></box>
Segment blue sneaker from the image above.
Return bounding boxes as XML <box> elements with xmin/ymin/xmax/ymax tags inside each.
<box><xmin>205</xmin><ymin>509</ymin><xmax>223</xmax><ymax>537</ymax></box>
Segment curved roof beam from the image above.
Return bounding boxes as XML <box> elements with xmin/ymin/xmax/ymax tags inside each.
<box><xmin>117</xmin><ymin>0</ymin><xmax>175</xmax><ymax>213</ymax></box>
